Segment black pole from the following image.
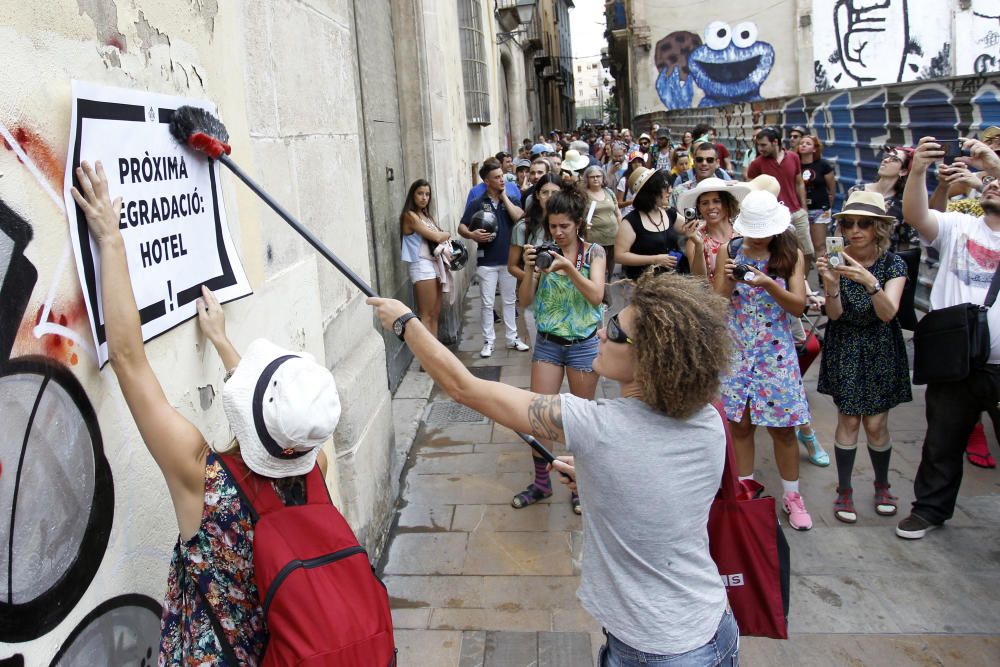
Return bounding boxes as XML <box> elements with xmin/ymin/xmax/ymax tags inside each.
<box><xmin>217</xmin><ymin>153</ymin><xmax>379</xmax><ymax>298</ymax></box>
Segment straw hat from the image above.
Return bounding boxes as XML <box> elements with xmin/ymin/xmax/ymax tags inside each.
<box><xmin>676</xmin><ymin>177</ymin><xmax>751</xmax><ymax>212</ymax></box>
<box><xmin>627</xmin><ymin>166</ymin><xmax>657</xmax><ymax>196</ymax></box>
<box><xmin>832</xmin><ymin>190</ymin><xmax>896</xmax><ymax>221</ymax></box>
<box><xmin>562</xmin><ymin>149</ymin><xmax>590</xmax><ymax>173</ymax></box>
<box><xmin>746</xmin><ymin>174</ymin><xmax>781</xmax><ymax>198</ymax></box>
<box><xmin>223</xmin><ymin>339</ymin><xmax>341</xmax><ymax>478</ymax></box>
<box><xmin>733</xmin><ymin>190</ymin><xmax>792</xmax><ymax>239</ymax></box>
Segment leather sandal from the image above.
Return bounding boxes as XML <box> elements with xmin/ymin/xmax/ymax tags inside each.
<box><xmin>571</xmin><ymin>492</ymin><xmax>582</xmax><ymax>515</ymax></box>
<box><xmin>511</xmin><ymin>484</ymin><xmax>551</xmax><ymax>509</ymax></box>
<box><xmin>874</xmin><ymin>482</ymin><xmax>898</xmax><ymax>516</ymax></box>
<box><xmin>834</xmin><ymin>487</ymin><xmax>857</xmax><ymax>524</ymax></box>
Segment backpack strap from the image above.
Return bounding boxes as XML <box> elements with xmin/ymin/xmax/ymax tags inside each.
<box><xmin>218</xmin><ymin>453</ymin><xmax>331</xmax><ymax>521</ymax></box>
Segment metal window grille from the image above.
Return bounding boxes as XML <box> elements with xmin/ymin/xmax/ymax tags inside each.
<box><xmin>458</xmin><ymin>0</ymin><xmax>491</xmax><ymax>125</ymax></box>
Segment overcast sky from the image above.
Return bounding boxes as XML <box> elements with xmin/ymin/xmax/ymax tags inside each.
<box><xmin>569</xmin><ymin>0</ymin><xmax>608</xmax><ymax>59</ymax></box>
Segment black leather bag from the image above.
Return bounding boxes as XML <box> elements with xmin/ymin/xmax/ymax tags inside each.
<box><xmin>912</xmin><ymin>264</ymin><xmax>1000</xmax><ymax>385</ymax></box>
<box><xmin>894</xmin><ymin>248</ymin><xmax>921</xmax><ymax>331</ymax></box>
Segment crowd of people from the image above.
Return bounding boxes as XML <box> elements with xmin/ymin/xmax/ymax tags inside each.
<box><xmin>388</xmin><ymin>125</ymin><xmax>1000</xmax><ymax>661</ymax></box>
<box><xmin>72</xmin><ymin>114</ymin><xmax>1000</xmax><ymax>664</ymax></box>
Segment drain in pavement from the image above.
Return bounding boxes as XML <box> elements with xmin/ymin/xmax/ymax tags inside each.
<box><xmin>423</xmin><ymin>400</ymin><xmax>490</xmax><ymax>425</ymax></box>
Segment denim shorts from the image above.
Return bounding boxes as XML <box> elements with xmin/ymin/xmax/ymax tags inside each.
<box><xmin>599</xmin><ymin>608</ymin><xmax>739</xmax><ymax>666</ymax></box>
<box><xmin>532</xmin><ymin>330</ymin><xmax>599</xmax><ymax>372</ymax></box>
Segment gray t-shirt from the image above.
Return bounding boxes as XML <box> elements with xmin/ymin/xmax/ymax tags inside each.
<box><xmin>561</xmin><ymin>394</ymin><xmax>727</xmax><ymax>654</ymax></box>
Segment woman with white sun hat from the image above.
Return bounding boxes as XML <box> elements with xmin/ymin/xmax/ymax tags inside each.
<box><xmin>714</xmin><ymin>188</ymin><xmax>815</xmax><ymax>532</ymax></box>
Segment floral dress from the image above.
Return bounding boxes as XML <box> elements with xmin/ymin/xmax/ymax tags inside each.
<box><xmin>720</xmin><ymin>250</ymin><xmax>811</xmax><ymax>427</ymax></box>
<box><xmin>159</xmin><ymin>454</ymin><xmax>265</xmax><ymax>666</ymax></box>
<box><xmin>817</xmin><ymin>253</ymin><xmax>912</xmax><ymax>415</ymax></box>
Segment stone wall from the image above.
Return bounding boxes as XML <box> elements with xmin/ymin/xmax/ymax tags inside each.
<box><xmin>0</xmin><ymin>0</ymin><xmax>379</xmax><ymax>662</ymax></box>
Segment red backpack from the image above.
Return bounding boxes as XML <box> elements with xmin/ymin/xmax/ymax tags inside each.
<box><xmin>216</xmin><ymin>454</ymin><xmax>396</xmax><ymax>666</ymax></box>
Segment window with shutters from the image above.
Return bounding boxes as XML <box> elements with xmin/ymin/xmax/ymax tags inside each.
<box><xmin>458</xmin><ymin>0</ymin><xmax>491</xmax><ymax>125</ymax></box>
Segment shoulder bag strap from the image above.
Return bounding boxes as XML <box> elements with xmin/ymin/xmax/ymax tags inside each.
<box><xmin>713</xmin><ymin>403</ymin><xmax>740</xmax><ymax>500</ymax></box>
<box><xmin>985</xmin><ymin>260</ymin><xmax>1000</xmax><ymax>308</ymax></box>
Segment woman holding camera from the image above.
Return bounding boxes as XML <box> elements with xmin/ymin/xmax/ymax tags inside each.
<box><xmin>515</xmin><ymin>187</ymin><xmax>606</xmax><ymax>514</ymax></box>
<box><xmin>615</xmin><ymin>168</ymin><xmax>704</xmax><ymax>279</ymax></box>
<box><xmin>400</xmin><ymin>179</ymin><xmax>450</xmax><ymax>340</ymax></box>
<box><xmin>714</xmin><ymin>190</ymin><xmax>814</xmax><ymax>531</ymax></box>
<box><xmin>816</xmin><ymin>191</ymin><xmax>911</xmax><ymax>523</ymax></box>
<box><xmin>677</xmin><ymin>177</ymin><xmax>749</xmax><ymax>282</ymax></box>
<box><xmin>509</xmin><ymin>173</ymin><xmax>563</xmax><ymax>345</ymax></box>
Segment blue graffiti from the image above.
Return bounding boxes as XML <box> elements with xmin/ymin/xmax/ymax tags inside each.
<box><xmin>657</xmin><ymin>21</ymin><xmax>774</xmax><ymax>110</ymax></box>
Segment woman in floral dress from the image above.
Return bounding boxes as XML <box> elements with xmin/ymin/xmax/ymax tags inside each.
<box><xmin>72</xmin><ymin>161</ymin><xmax>339</xmax><ymax>665</ymax></box>
<box><xmin>714</xmin><ymin>190</ymin><xmax>814</xmax><ymax>531</ymax></box>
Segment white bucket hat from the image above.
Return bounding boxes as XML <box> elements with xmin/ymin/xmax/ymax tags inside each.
<box><xmin>676</xmin><ymin>177</ymin><xmax>751</xmax><ymax>212</ymax></box>
<box><xmin>223</xmin><ymin>338</ymin><xmax>341</xmax><ymax>478</ymax></box>
<box><xmin>561</xmin><ymin>149</ymin><xmax>590</xmax><ymax>173</ymax></box>
<box><xmin>733</xmin><ymin>190</ymin><xmax>792</xmax><ymax>239</ymax></box>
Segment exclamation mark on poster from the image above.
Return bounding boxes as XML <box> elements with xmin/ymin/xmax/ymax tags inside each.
<box><xmin>167</xmin><ymin>280</ymin><xmax>174</xmax><ymax>311</ymax></box>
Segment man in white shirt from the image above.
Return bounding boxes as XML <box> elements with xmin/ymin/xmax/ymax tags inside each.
<box><xmin>897</xmin><ymin>136</ymin><xmax>1000</xmax><ymax>539</ymax></box>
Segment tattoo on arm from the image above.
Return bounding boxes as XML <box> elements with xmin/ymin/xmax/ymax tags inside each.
<box><xmin>590</xmin><ymin>244</ymin><xmax>606</xmax><ymax>259</ymax></box>
<box><xmin>528</xmin><ymin>395</ymin><xmax>563</xmax><ymax>442</ymax></box>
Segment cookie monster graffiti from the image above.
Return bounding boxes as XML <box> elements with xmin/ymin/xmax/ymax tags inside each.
<box><xmin>657</xmin><ymin>21</ymin><xmax>775</xmax><ymax>110</ymax></box>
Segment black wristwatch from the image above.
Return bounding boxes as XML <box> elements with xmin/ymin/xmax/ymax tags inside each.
<box><xmin>393</xmin><ymin>312</ymin><xmax>418</xmax><ymax>341</ymax></box>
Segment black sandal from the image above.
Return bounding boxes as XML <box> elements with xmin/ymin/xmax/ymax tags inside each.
<box><xmin>511</xmin><ymin>484</ymin><xmax>551</xmax><ymax>509</ymax></box>
<box><xmin>571</xmin><ymin>492</ymin><xmax>582</xmax><ymax>515</ymax></box>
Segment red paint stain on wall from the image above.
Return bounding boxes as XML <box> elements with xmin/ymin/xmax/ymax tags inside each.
<box><xmin>14</xmin><ymin>298</ymin><xmax>89</xmax><ymax>366</ymax></box>
<box><xmin>106</xmin><ymin>36</ymin><xmax>125</xmax><ymax>52</ymax></box>
<box><xmin>1</xmin><ymin>125</ymin><xmax>64</xmax><ymax>190</ymax></box>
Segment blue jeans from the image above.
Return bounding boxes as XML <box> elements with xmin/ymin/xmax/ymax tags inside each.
<box><xmin>599</xmin><ymin>609</ymin><xmax>739</xmax><ymax>666</ymax></box>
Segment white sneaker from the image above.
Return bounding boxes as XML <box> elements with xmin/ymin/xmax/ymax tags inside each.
<box><xmin>507</xmin><ymin>338</ymin><xmax>530</xmax><ymax>352</ymax></box>
<box><xmin>480</xmin><ymin>342</ymin><xmax>494</xmax><ymax>358</ymax></box>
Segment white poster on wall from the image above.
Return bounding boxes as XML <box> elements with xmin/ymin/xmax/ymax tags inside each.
<box><xmin>63</xmin><ymin>81</ymin><xmax>252</xmax><ymax>366</ymax></box>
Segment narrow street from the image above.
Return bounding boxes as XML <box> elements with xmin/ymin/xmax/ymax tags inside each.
<box><xmin>382</xmin><ymin>281</ymin><xmax>1000</xmax><ymax>666</ymax></box>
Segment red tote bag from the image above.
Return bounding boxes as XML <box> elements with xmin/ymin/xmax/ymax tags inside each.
<box><xmin>708</xmin><ymin>406</ymin><xmax>790</xmax><ymax>639</ymax></box>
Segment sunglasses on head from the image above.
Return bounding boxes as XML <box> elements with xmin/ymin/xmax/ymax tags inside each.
<box><xmin>694</xmin><ymin>156</ymin><xmax>716</xmax><ymax>164</ymax></box>
<box><xmin>840</xmin><ymin>218</ymin><xmax>875</xmax><ymax>230</ymax></box>
<box><xmin>607</xmin><ymin>312</ymin><xmax>634</xmax><ymax>345</ymax></box>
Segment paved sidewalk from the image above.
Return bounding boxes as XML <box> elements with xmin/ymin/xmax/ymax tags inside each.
<box><xmin>381</xmin><ymin>282</ymin><xmax>1000</xmax><ymax>666</ymax></box>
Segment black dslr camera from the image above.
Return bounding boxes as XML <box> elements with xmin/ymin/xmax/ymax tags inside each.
<box><xmin>534</xmin><ymin>240</ymin><xmax>563</xmax><ymax>270</ymax></box>
<box><xmin>732</xmin><ymin>262</ymin><xmax>756</xmax><ymax>282</ymax></box>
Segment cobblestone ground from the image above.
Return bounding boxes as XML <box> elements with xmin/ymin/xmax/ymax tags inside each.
<box><xmin>382</xmin><ymin>282</ymin><xmax>1000</xmax><ymax>666</ymax></box>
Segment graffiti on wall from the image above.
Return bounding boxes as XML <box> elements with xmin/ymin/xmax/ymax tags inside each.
<box><xmin>656</xmin><ymin>21</ymin><xmax>774</xmax><ymax>110</ymax></box>
<box><xmin>971</xmin><ymin>1</ymin><xmax>1000</xmax><ymax>75</ymax></box>
<box><xmin>813</xmin><ymin>0</ymin><xmax>953</xmax><ymax>91</ymax></box>
<box><xmin>0</xmin><ymin>124</ymin><xmax>161</xmax><ymax>662</ymax></box>
<box><xmin>655</xmin><ymin>76</ymin><xmax>1000</xmax><ymax>211</ymax></box>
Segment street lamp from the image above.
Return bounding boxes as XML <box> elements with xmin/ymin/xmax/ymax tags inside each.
<box><xmin>495</xmin><ymin>0</ymin><xmax>537</xmax><ymax>45</ymax></box>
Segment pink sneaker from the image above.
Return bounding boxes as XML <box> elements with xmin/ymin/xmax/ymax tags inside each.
<box><xmin>782</xmin><ymin>492</ymin><xmax>813</xmax><ymax>531</ymax></box>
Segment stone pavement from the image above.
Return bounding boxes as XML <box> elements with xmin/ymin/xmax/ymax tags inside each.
<box><xmin>380</xmin><ymin>281</ymin><xmax>1000</xmax><ymax>666</ymax></box>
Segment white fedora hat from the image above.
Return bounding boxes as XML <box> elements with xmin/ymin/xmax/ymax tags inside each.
<box><xmin>676</xmin><ymin>177</ymin><xmax>751</xmax><ymax>212</ymax></box>
<box><xmin>223</xmin><ymin>339</ymin><xmax>341</xmax><ymax>478</ymax></box>
<box><xmin>732</xmin><ymin>190</ymin><xmax>792</xmax><ymax>239</ymax></box>
<box><xmin>561</xmin><ymin>149</ymin><xmax>590</xmax><ymax>173</ymax></box>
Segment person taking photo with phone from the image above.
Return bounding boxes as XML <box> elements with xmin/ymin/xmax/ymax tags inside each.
<box><xmin>815</xmin><ymin>191</ymin><xmax>911</xmax><ymax>524</ymax></box>
<box><xmin>896</xmin><ymin>136</ymin><xmax>1000</xmax><ymax>539</ymax></box>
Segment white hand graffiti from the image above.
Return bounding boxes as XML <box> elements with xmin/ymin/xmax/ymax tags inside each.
<box><xmin>834</xmin><ymin>0</ymin><xmax>909</xmax><ymax>84</ymax></box>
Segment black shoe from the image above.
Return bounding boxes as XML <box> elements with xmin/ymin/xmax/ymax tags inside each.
<box><xmin>493</xmin><ymin>309</ymin><xmax>501</xmax><ymax>322</ymax></box>
<box><xmin>895</xmin><ymin>513</ymin><xmax>941</xmax><ymax>540</ymax></box>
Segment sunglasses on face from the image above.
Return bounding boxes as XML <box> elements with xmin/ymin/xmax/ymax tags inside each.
<box><xmin>840</xmin><ymin>218</ymin><xmax>874</xmax><ymax>230</ymax></box>
<box><xmin>607</xmin><ymin>313</ymin><xmax>634</xmax><ymax>345</ymax></box>
<box><xmin>694</xmin><ymin>156</ymin><xmax>716</xmax><ymax>164</ymax></box>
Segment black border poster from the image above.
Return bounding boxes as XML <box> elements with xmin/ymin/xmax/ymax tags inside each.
<box><xmin>63</xmin><ymin>81</ymin><xmax>252</xmax><ymax>365</ymax></box>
